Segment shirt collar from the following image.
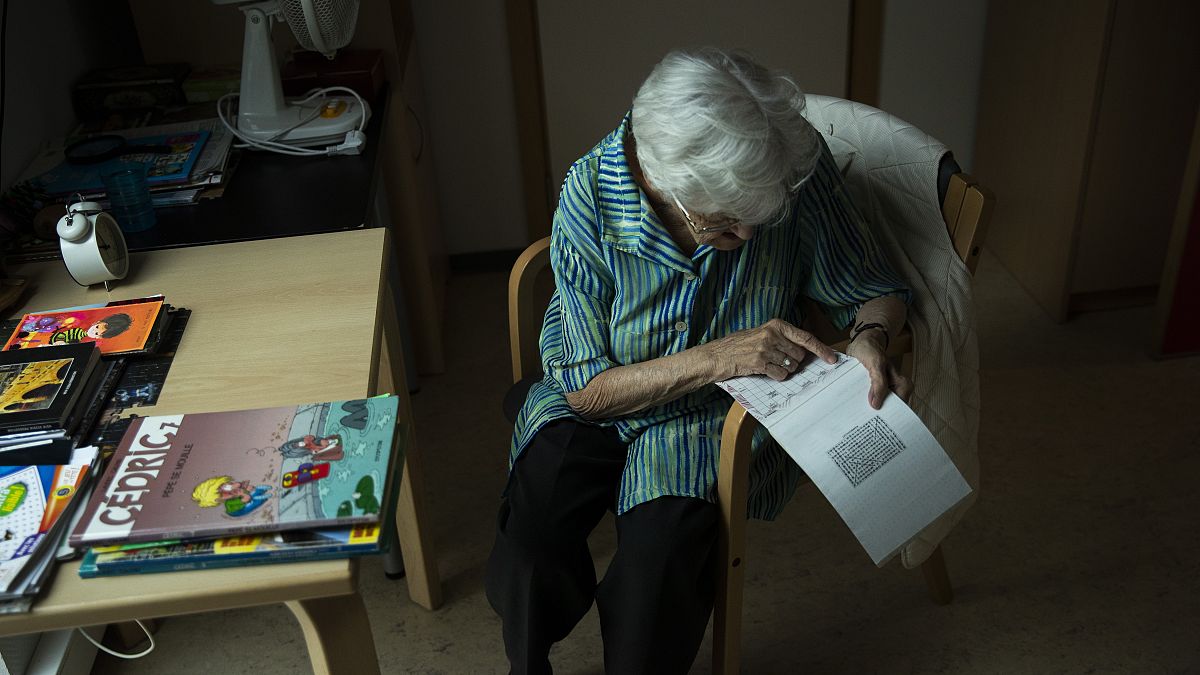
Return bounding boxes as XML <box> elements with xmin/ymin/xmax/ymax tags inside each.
<box><xmin>595</xmin><ymin>112</ymin><xmax>709</xmax><ymax>270</ymax></box>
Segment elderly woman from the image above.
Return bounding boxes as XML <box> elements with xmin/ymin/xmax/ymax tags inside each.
<box><xmin>486</xmin><ymin>48</ymin><xmax>912</xmax><ymax>674</ymax></box>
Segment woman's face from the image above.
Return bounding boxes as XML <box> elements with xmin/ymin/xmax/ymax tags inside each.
<box><xmin>691</xmin><ymin>220</ymin><xmax>755</xmax><ymax>250</ymax></box>
<box><xmin>677</xmin><ymin>205</ymin><xmax>756</xmax><ymax>250</ymax></box>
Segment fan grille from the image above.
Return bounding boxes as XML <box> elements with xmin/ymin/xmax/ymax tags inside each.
<box><xmin>281</xmin><ymin>0</ymin><xmax>359</xmax><ymax>56</ymax></box>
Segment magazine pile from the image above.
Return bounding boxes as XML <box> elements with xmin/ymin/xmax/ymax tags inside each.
<box><xmin>68</xmin><ymin>396</ymin><xmax>403</xmax><ymax>579</ymax></box>
<box><xmin>0</xmin><ymin>296</ymin><xmax>176</xmax><ymax>612</ymax></box>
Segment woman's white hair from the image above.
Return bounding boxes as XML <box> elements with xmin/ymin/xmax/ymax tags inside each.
<box><xmin>631</xmin><ymin>47</ymin><xmax>822</xmax><ymax>225</ymax></box>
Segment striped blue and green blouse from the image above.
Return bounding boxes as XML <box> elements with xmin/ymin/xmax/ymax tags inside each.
<box><xmin>511</xmin><ymin>113</ymin><xmax>910</xmax><ymax>520</ymax></box>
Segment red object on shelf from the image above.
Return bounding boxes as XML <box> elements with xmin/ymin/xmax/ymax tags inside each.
<box><xmin>280</xmin><ymin>49</ymin><xmax>386</xmax><ymax>101</ymax></box>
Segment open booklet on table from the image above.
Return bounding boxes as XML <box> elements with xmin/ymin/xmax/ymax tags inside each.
<box><xmin>717</xmin><ymin>354</ymin><xmax>971</xmax><ymax>566</ymax></box>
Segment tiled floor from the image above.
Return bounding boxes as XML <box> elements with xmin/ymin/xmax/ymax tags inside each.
<box><xmin>93</xmin><ymin>251</ymin><xmax>1200</xmax><ymax>674</ymax></box>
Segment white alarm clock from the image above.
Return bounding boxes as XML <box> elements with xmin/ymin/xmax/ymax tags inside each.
<box><xmin>56</xmin><ymin>201</ymin><xmax>129</xmax><ymax>290</ymax></box>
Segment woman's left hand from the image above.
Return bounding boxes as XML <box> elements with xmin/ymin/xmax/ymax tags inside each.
<box><xmin>845</xmin><ymin>330</ymin><xmax>913</xmax><ymax>409</ymax></box>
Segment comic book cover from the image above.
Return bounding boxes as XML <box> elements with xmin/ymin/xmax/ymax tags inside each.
<box><xmin>69</xmin><ymin>396</ymin><xmax>401</xmax><ymax>547</ymax></box>
<box><xmin>3</xmin><ymin>299</ymin><xmax>165</xmax><ymax>355</ymax></box>
<box><xmin>78</xmin><ymin>522</ymin><xmax>384</xmax><ymax>577</ymax></box>
<box><xmin>0</xmin><ymin>447</ymin><xmax>97</xmax><ymax>591</ymax></box>
<box><xmin>0</xmin><ymin>342</ymin><xmax>100</xmax><ymax>435</ymax></box>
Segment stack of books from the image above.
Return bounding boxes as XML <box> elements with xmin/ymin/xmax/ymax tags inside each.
<box><xmin>0</xmin><ymin>342</ymin><xmax>101</xmax><ymax>458</ymax></box>
<box><xmin>0</xmin><ymin>297</ymin><xmax>175</xmax><ymax>612</ymax></box>
<box><xmin>16</xmin><ymin>118</ymin><xmax>236</xmax><ymax>209</ymax></box>
<box><xmin>69</xmin><ymin>396</ymin><xmax>402</xmax><ymax>578</ymax></box>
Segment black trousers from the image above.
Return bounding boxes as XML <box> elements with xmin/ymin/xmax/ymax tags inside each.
<box><xmin>485</xmin><ymin>419</ymin><xmax>719</xmax><ymax>675</ymax></box>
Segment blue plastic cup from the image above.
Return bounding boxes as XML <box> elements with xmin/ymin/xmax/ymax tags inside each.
<box><xmin>101</xmin><ymin>163</ymin><xmax>157</xmax><ymax>233</ymax></box>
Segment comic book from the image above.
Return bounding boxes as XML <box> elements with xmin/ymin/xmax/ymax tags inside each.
<box><xmin>0</xmin><ymin>447</ymin><xmax>98</xmax><ymax>593</ymax></box>
<box><xmin>0</xmin><ymin>342</ymin><xmax>100</xmax><ymax>436</ymax></box>
<box><xmin>69</xmin><ymin>396</ymin><xmax>401</xmax><ymax>547</ymax></box>
<box><xmin>3</xmin><ymin>299</ymin><xmax>166</xmax><ymax>355</ymax></box>
<box><xmin>78</xmin><ymin>522</ymin><xmax>385</xmax><ymax>577</ymax></box>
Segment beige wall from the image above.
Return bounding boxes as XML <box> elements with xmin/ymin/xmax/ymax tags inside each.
<box><xmin>1069</xmin><ymin>0</ymin><xmax>1200</xmax><ymax>294</ymax></box>
<box><xmin>409</xmin><ymin>0</ymin><xmax>529</xmax><ymax>255</ymax></box>
<box><xmin>536</xmin><ymin>1</ymin><xmax>853</xmax><ymax>190</ymax></box>
<box><xmin>877</xmin><ymin>0</ymin><xmax>988</xmax><ymax>172</ymax></box>
<box><xmin>410</xmin><ymin>1</ymin><xmax>852</xmax><ymax>255</ymax></box>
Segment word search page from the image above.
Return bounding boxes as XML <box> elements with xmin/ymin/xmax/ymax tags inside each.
<box><xmin>717</xmin><ymin>355</ymin><xmax>970</xmax><ymax>565</ymax></box>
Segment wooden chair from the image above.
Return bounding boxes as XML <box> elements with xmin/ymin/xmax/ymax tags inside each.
<box><xmin>507</xmin><ymin>170</ymin><xmax>993</xmax><ymax>675</ymax></box>
<box><xmin>713</xmin><ymin>168</ymin><xmax>992</xmax><ymax>674</ymax></box>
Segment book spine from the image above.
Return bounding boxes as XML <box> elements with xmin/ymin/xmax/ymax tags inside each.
<box><xmin>78</xmin><ymin>514</ymin><xmax>381</xmax><ymax>549</ymax></box>
<box><xmin>89</xmin><ymin>545</ymin><xmax>379</xmax><ymax>577</ymax></box>
<box><xmin>0</xmin><ymin>421</ymin><xmax>62</xmax><ymax>435</ymax></box>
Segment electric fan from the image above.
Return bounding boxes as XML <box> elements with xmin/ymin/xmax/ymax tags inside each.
<box><xmin>213</xmin><ymin>0</ymin><xmax>370</xmax><ymax>156</ymax></box>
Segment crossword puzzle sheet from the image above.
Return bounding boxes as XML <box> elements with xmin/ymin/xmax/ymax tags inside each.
<box><xmin>717</xmin><ymin>354</ymin><xmax>851</xmax><ymax>423</ymax></box>
<box><xmin>718</xmin><ymin>356</ymin><xmax>970</xmax><ymax>565</ymax></box>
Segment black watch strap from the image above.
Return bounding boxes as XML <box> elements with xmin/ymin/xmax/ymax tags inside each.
<box><xmin>849</xmin><ymin>321</ymin><xmax>889</xmax><ymax>349</ymax></box>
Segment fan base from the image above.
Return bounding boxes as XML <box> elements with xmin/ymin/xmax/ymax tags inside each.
<box><xmin>237</xmin><ymin>96</ymin><xmax>370</xmax><ymax>148</ymax></box>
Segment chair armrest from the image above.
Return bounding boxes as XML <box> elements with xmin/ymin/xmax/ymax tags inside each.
<box><xmin>508</xmin><ymin>237</ymin><xmax>552</xmax><ymax>383</ymax></box>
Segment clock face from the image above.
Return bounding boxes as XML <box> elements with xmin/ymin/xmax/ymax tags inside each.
<box><xmin>94</xmin><ymin>214</ymin><xmax>129</xmax><ymax>278</ymax></box>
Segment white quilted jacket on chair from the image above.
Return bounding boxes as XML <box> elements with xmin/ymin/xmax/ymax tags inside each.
<box><xmin>802</xmin><ymin>95</ymin><xmax>981</xmax><ymax>569</ymax></box>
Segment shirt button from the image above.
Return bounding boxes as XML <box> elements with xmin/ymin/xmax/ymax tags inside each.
<box><xmin>674</xmin><ymin>321</ymin><xmax>688</xmax><ymax>332</ymax></box>
<box><xmin>684</xmin><ymin>272</ymin><xmax>697</xmax><ymax>281</ymax></box>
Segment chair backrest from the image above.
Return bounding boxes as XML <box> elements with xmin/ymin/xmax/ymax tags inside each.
<box><xmin>941</xmin><ymin>172</ymin><xmax>993</xmax><ymax>275</ymax></box>
<box><xmin>509</xmin><ymin>238</ymin><xmax>552</xmax><ymax>382</ymax></box>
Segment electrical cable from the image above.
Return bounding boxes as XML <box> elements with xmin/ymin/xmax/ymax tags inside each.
<box><xmin>77</xmin><ymin>619</ymin><xmax>156</xmax><ymax>659</ymax></box>
<box><xmin>216</xmin><ymin>85</ymin><xmax>369</xmax><ymax>157</ymax></box>
<box><xmin>265</xmin><ymin>103</ymin><xmax>324</xmax><ymax>142</ymax></box>
<box><xmin>263</xmin><ymin>86</ymin><xmax>334</xmax><ymax>142</ymax></box>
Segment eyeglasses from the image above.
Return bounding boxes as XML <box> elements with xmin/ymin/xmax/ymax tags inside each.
<box><xmin>670</xmin><ymin>163</ymin><xmax>818</xmax><ymax>235</ymax></box>
<box><xmin>671</xmin><ymin>196</ymin><xmax>739</xmax><ymax>234</ymax></box>
<box><xmin>672</xmin><ymin>195</ymin><xmax>796</xmax><ymax>234</ymax></box>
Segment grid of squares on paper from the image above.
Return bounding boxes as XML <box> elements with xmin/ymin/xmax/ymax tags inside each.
<box><xmin>728</xmin><ymin>359</ymin><xmax>846</xmax><ymax>418</ymax></box>
<box><xmin>827</xmin><ymin>416</ymin><xmax>906</xmax><ymax>487</ymax></box>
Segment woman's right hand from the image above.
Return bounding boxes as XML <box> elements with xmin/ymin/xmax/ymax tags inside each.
<box><xmin>702</xmin><ymin>318</ymin><xmax>838</xmax><ymax>382</ymax></box>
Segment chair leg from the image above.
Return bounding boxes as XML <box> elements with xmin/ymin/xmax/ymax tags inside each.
<box><xmin>713</xmin><ymin>403</ymin><xmax>755</xmax><ymax>675</ymax></box>
<box><xmin>713</xmin><ymin>554</ymin><xmax>744</xmax><ymax>675</ymax></box>
<box><xmin>920</xmin><ymin>544</ymin><xmax>953</xmax><ymax>605</ymax></box>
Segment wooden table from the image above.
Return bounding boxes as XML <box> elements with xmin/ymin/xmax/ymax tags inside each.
<box><xmin>0</xmin><ymin>229</ymin><xmax>442</xmax><ymax>674</ymax></box>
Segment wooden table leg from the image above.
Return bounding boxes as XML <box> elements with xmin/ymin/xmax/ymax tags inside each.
<box><xmin>375</xmin><ymin>278</ymin><xmax>443</xmax><ymax>610</ymax></box>
<box><xmin>394</xmin><ymin>427</ymin><xmax>442</xmax><ymax>609</ymax></box>
<box><xmin>286</xmin><ymin>594</ymin><xmax>380</xmax><ymax>675</ymax></box>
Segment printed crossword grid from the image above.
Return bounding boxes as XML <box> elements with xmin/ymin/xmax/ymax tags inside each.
<box><xmin>827</xmin><ymin>416</ymin><xmax>907</xmax><ymax>487</ymax></box>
